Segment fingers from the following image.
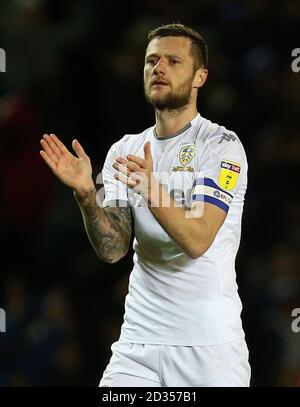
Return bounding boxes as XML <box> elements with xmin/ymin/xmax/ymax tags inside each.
<box><xmin>72</xmin><ymin>139</ymin><xmax>88</xmax><ymax>160</ymax></box>
<box><xmin>143</xmin><ymin>141</ymin><xmax>152</xmax><ymax>161</ymax></box>
<box><xmin>40</xmin><ymin>137</ymin><xmax>58</xmax><ymax>163</ymax></box>
<box><xmin>114</xmin><ymin>162</ymin><xmax>142</xmax><ymax>186</ymax></box>
<box><xmin>39</xmin><ymin>149</ymin><xmax>57</xmax><ymax>172</ymax></box>
<box><xmin>114</xmin><ymin>172</ymin><xmax>138</xmax><ymax>188</ymax></box>
<box><xmin>48</xmin><ymin>133</ymin><xmax>69</xmax><ymax>155</ymax></box>
<box><xmin>115</xmin><ymin>158</ymin><xmax>139</xmax><ymax>173</ymax></box>
<box><xmin>113</xmin><ymin>162</ymin><xmax>131</xmax><ymax>178</ymax></box>
<box><xmin>125</xmin><ymin>154</ymin><xmax>146</xmax><ymax>168</ymax></box>
<box><xmin>113</xmin><ymin>158</ymin><xmax>147</xmax><ymax>192</ymax></box>
<box><xmin>41</xmin><ymin>134</ymin><xmax>63</xmax><ymax>158</ymax></box>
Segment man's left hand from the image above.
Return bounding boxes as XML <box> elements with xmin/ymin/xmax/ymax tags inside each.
<box><xmin>113</xmin><ymin>141</ymin><xmax>156</xmax><ymax>200</ymax></box>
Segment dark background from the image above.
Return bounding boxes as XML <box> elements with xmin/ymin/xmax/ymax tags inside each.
<box><xmin>0</xmin><ymin>0</ymin><xmax>299</xmax><ymax>386</ymax></box>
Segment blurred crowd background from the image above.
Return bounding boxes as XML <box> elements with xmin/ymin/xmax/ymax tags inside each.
<box><xmin>0</xmin><ymin>0</ymin><xmax>299</xmax><ymax>386</ymax></box>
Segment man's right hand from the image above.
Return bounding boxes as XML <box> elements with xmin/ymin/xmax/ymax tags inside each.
<box><xmin>40</xmin><ymin>133</ymin><xmax>132</xmax><ymax>263</ymax></box>
<box><xmin>40</xmin><ymin>134</ymin><xmax>94</xmax><ymax>194</ymax></box>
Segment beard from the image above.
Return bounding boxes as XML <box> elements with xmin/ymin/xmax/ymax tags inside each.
<box><xmin>144</xmin><ymin>74</ymin><xmax>194</xmax><ymax>110</ymax></box>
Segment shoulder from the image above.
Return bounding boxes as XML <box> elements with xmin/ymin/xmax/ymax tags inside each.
<box><xmin>196</xmin><ymin>117</ymin><xmax>247</xmax><ymax>166</ymax></box>
<box><xmin>103</xmin><ymin>126</ymin><xmax>154</xmax><ymax>162</ymax></box>
<box><xmin>111</xmin><ymin>125</ymin><xmax>154</xmax><ymax>152</ymax></box>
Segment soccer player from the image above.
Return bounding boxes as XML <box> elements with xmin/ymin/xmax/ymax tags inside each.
<box><xmin>40</xmin><ymin>23</ymin><xmax>251</xmax><ymax>387</ymax></box>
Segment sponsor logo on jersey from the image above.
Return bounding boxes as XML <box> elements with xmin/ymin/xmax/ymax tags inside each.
<box><xmin>219</xmin><ymin>160</ymin><xmax>241</xmax><ymax>190</ymax></box>
<box><xmin>218</xmin><ymin>132</ymin><xmax>236</xmax><ymax>144</ymax></box>
<box><xmin>213</xmin><ymin>189</ymin><xmax>232</xmax><ymax>204</ymax></box>
<box><xmin>220</xmin><ymin>161</ymin><xmax>240</xmax><ymax>173</ymax></box>
<box><xmin>179</xmin><ymin>145</ymin><xmax>196</xmax><ymax>166</ymax></box>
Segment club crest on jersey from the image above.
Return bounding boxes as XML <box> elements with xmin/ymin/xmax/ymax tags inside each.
<box><xmin>179</xmin><ymin>145</ymin><xmax>196</xmax><ymax>166</ymax></box>
<box><xmin>218</xmin><ymin>160</ymin><xmax>241</xmax><ymax>190</ymax></box>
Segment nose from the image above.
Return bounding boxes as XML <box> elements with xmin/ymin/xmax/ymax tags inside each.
<box><xmin>153</xmin><ymin>59</ymin><xmax>166</xmax><ymax>75</ymax></box>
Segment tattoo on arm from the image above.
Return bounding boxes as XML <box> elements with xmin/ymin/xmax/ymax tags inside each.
<box><xmin>103</xmin><ymin>206</ymin><xmax>132</xmax><ymax>261</ymax></box>
<box><xmin>74</xmin><ymin>190</ymin><xmax>132</xmax><ymax>263</ymax></box>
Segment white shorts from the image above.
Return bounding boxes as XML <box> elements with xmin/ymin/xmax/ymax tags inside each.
<box><xmin>99</xmin><ymin>336</ymin><xmax>251</xmax><ymax>387</ymax></box>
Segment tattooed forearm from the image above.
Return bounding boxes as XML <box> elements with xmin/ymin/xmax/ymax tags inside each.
<box><xmin>74</xmin><ymin>189</ymin><xmax>132</xmax><ymax>263</ymax></box>
<box><xmin>103</xmin><ymin>207</ymin><xmax>132</xmax><ymax>262</ymax></box>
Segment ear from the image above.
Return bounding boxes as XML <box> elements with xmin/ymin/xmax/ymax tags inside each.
<box><xmin>193</xmin><ymin>67</ymin><xmax>208</xmax><ymax>89</ymax></box>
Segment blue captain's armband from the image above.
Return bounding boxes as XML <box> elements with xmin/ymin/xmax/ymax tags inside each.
<box><xmin>191</xmin><ymin>178</ymin><xmax>233</xmax><ymax>213</ymax></box>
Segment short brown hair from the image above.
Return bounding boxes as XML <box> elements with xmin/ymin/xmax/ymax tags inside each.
<box><xmin>147</xmin><ymin>23</ymin><xmax>208</xmax><ymax>70</ymax></box>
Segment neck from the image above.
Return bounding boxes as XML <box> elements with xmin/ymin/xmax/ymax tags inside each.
<box><xmin>154</xmin><ymin>104</ymin><xmax>198</xmax><ymax>138</ymax></box>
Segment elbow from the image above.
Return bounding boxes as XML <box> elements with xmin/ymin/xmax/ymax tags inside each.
<box><xmin>185</xmin><ymin>228</ymin><xmax>216</xmax><ymax>259</ymax></box>
<box><xmin>96</xmin><ymin>246</ymin><xmax>129</xmax><ymax>264</ymax></box>
<box><xmin>103</xmin><ymin>256</ymin><xmax>119</xmax><ymax>264</ymax></box>
<box><xmin>97</xmin><ymin>253</ymin><xmax>122</xmax><ymax>264</ymax></box>
<box><xmin>186</xmin><ymin>249</ymin><xmax>204</xmax><ymax>260</ymax></box>
<box><xmin>185</xmin><ymin>241</ymin><xmax>212</xmax><ymax>260</ymax></box>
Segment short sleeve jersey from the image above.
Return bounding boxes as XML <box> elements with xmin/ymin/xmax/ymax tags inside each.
<box><xmin>101</xmin><ymin>113</ymin><xmax>248</xmax><ymax>345</ymax></box>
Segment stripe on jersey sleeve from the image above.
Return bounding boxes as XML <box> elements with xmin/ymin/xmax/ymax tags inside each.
<box><xmin>192</xmin><ymin>178</ymin><xmax>233</xmax><ymax>213</ymax></box>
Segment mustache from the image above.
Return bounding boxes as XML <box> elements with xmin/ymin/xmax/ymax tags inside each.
<box><xmin>150</xmin><ymin>78</ymin><xmax>170</xmax><ymax>86</ymax></box>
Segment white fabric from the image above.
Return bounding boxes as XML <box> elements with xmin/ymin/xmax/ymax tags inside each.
<box><xmin>99</xmin><ymin>336</ymin><xmax>251</xmax><ymax>387</ymax></box>
<box><xmin>101</xmin><ymin>113</ymin><xmax>248</xmax><ymax>346</ymax></box>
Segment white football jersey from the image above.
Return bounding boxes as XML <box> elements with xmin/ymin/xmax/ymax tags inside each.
<box><xmin>101</xmin><ymin>113</ymin><xmax>248</xmax><ymax>345</ymax></box>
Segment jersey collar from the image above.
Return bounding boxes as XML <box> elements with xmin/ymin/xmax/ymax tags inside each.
<box><xmin>153</xmin><ymin>113</ymin><xmax>200</xmax><ymax>141</ymax></box>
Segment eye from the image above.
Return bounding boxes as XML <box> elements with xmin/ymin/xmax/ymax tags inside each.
<box><xmin>146</xmin><ymin>58</ymin><xmax>157</xmax><ymax>65</ymax></box>
<box><xmin>170</xmin><ymin>59</ymin><xmax>180</xmax><ymax>65</ymax></box>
